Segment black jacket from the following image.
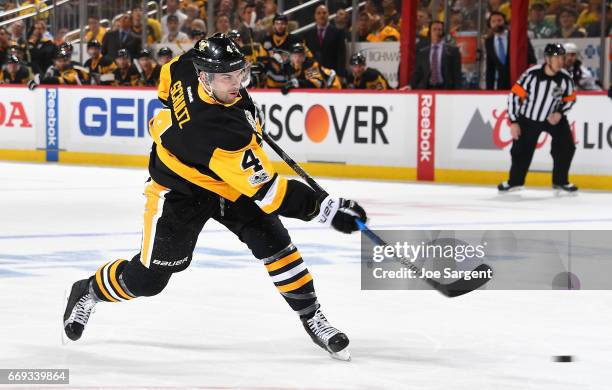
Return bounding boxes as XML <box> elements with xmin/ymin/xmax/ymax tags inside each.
<box><xmin>101</xmin><ymin>29</ymin><xmax>142</xmax><ymax>60</ymax></box>
<box><xmin>410</xmin><ymin>43</ymin><xmax>462</xmax><ymax>90</ymax></box>
<box><xmin>303</xmin><ymin>24</ymin><xmax>346</xmax><ymax>77</ymax></box>
<box><xmin>485</xmin><ymin>32</ymin><xmax>537</xmax><ymax>90</ymax></box>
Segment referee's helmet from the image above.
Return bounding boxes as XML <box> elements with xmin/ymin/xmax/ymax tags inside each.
<box><xmin>544</xmin><ymin>43</ymin><xmax>566</xmax><ymax>57</ymax></box>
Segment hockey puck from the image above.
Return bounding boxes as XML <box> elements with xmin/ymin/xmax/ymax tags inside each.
<box><xmin>553</xmin><ymin>355</ymin><xmax>574</xmax><ymax>362</ymax></box>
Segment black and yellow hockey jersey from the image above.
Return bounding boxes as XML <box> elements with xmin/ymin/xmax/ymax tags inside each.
<box><xmin>112</xmin><ymin>64</ymin><xmax>141</xmax><ymax>86</ymax></box>
<box><xmin>41</xmin><ymin>65</ymin><xmax>88</xmax><ymax>85</ymax></box>
<box><xmin>1</xmin><ymin>66</ymin><xmax>32</xmax><ymax>84</ymax></box>
<box><xmin>346</xmin><ymin>68</ymin><xmax>389</xmax><ymax>90</ymax></box>
<box><xmin>262</xmin><ymin>32</ymin><xmax>304</xmax><ymax>88</ymax></box>
<box><xmin>140</xmin><ymin>64</ymin><xmax>161</xmax><ymax>86</ymax></box>
<box><xmin>290</xmin><ymin>58</ymin><xmax>341</xmax><ymax>89</ymax></box>
<box><xmin>84</xmin><ymin>54</ymin><xmax>116</xmax><ymax>85</ymax></box>
<box><xmin>150</xmin><ymin>52</ymin><xmax>320</xmax><ymax>219</ymax></box>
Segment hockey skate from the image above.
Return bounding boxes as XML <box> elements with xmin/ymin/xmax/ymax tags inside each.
<box><xmin>302</xmin><ymin>309</ymin><xmax>351</xmax><ymax>361</ymax></box>
<box><xmin>62</xmin><ymin>278</ymin><xmax>98</xmax><ymax>343</ymax></box>
<box><xmin>553</xmin><ymin>183</ymin><xmax>578</xmax><ymax>196</ymax></box>
<box><xmin>497</xmin><ymin>181</ymin><xmax>524</xmax><ymax>193</ymax></box>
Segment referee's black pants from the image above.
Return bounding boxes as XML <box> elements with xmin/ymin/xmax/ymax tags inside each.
<box><xmin>508</xmin><ymin>116</ymin><xmax>576</xmax><ymax>186</ymax></box>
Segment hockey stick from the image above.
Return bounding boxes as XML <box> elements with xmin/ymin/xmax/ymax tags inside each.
<box><xmin>258</xmin><ymin>130</ymin><xmax>492</xmax><ymax>298</ymax></box>
<box><xmin>355</xmin><ymin>220</ymin><xmax>492</xmax><ymax>297</ymax></box>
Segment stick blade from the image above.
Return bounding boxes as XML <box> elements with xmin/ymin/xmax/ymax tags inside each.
<box><xmin>436</xmin><ymin>264</ymin><xmax>493</xmax><ymax>298</ymax></box>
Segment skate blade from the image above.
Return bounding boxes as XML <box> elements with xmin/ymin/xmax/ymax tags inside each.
<box><xmin>61</xmin><ymin>288</ymin><xmax>71</xmax><ymax>345</ymax></box>
<box><xmin>554</xmin><ymin>189</ymin><xmax>578</xmax><ymax>197</ymax></box>
<box><xmin>329</xmin><ymin>348</ymin><xmax>351</xmax><ymax>361</ymax></box>
<box><xmin>499</xmin><ymin>186</ymin><xmax>524</xmax><ymax>193</ymax></box>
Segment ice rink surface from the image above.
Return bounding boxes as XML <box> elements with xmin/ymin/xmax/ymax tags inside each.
<box><xmin>1</xmin><ymin>161</ymin><xmax>611</xmax><ymax>389</ymax></box>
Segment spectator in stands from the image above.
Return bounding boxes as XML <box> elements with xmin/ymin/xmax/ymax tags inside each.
<box><xmin>382</xmin><ymin>0</ymin><xmax>401</xmax><ymax>31</ymax></box>
<box><xmin>255</xmin><ymin>0</ymin><xmax>278</xmax><ymax>33</ymax></box>
<box><xmin>528</xmin><ymin>1</ymin><xmax>557</xmax><ymax>38</ymax></box>
<box><xmin>162</xmin><ymin>0</ymin><xmax>188</xmax><ymax>35</ymax></box>
<box><xmin>85</xmin><ymin>16</ymin><xmax>107</xmax><ymax>43</ymax></box>
<box><xmin>188</xmin><ymin>19</ymin><xmax>207</xmax><ymax>43</ymax></box>
<box><xmin>449</xmin><ymin>9</ymin><xmax>466</xmax><ymax>37</ymax></box>
<box><xmin>137</xmin><ymin>49</ymin><xmax>160</xmax><ymax>86</ymax></box>
<box><xmin>555</xmin><ymin>8</ymin><xmax>586</xmax><ymax>38</ymax></box>
<box><xmin>366</xmin><ymin>9</ymin><xmax>400</xmax><ymax>41</ymax></box>
<box><xmin>182</xmin><ymin>0</ymin><xmax>207</xmax><ymax>19</ymax></box>
<box><xmin>161</xmin><ymin>14</ymin><xmax>190</xmax><ymax>45</ymax></box>
<box><xmin>236</xmin><ymin>1</ymin><xmax>262</xmax><ymax>45</ymax></box>
<box><xmin>355</xmin><ymin>12</ymin><xmax>372</xmax><ymax>42</ymax></box>
<box><xmin>9</xmin><ymin>21</ymin><xmax>26</xmax><ymax>47</ymax></box>
<box><xmin>364</xmin><ymin>0</ymin><xmax>381</xmax><ymax>15</ymax></box>
<box><xmin>181</xmin><ymin>5</ymin><xmax>201</xmax><ymax>35</ymax></box>
<box><xmin>410</xmin><ymin>21</ymin><xmax>462</xmax><ymax>90</ymax></box>
<box><xmin>157</xmin><ymin>47</ymin><xmax>174</xmax><ymax>66</ymax></box>
<box><xmin>41</xmin><ymin>49</ymin><xmax>87</xmax><ymax>85</ymax></box>
<box><xmin>345</xmin><ymin>52</ymin><xmax>389</xmax><ymax>90</ymax></box>
<box><xmin>131</xmin><ymin>6</ymin><xmax>162</xmax><ymax>45</ymax></box>
<box><xmin>218</xmin><ymin>0</ymin><xmax>236</xmax><ymax>25</ymax></box>
<box><xmin>102</xmin><ymin>13</ymin><xmax>141</xmax><ymax>60</ymax></box>
<box><xmin>53</xmin><ymin>27</ymin><xmax>69</xmax><ymax>46</ymax></box>
<box><xmin>304</xmin><ymin>5</ymin><xmax>346</xmax><ymax>76</ymax></box>
<box><xmin>586</xmin><ymin>3</ymin><xmax>611</xmax><ymax>37</ymax></box>
<box><xmin>497</xmin><ymin>1</ymin><xmax>512</xmax><ymax>22</ymax></box>
<box><xmin>112</xmin><ymin>49</ymin><xmax>140</xmax><ymax>86</ymax></box>
<box><xmin>486</xmin><ymin>0</ymin><xmax>504</xmax><ymax>17</ymax></box>
<box><xmin>547</xmin><ymin>0</ymin><xmax>579</xmax><ymax>17</ymax></box>
<box><xmin>0</xmin><ymin>27</ymin><xmax>9</xmax><ymax>67</ymax></box>
<box><xmin>84</xmin><ymin>40</ymin><xmax>116</xmax><ymax>85</ymax></box>
<box><xmin>456</xmin><ymin>0</ymin><xmax>479</xmax><ymax>30</ymax></box>
<box><xmin>215</xmin><ymin>14</ymin><xmax>232</xmax><ymax>34</ymax></box>
<box><xmin>27</xmin><ymin>20</ymin><xmax>56</xmax><ymax>75</ymax></box>
<box><xmin>417</xmin><ymin>8</ymin><xmax>431</xmax><ymax>36</ymax></box>
<box><xmin>485</xmin><ymin>11</ymin><xmax>537</xmax><ymax>90</ymax></box>
<box><xmin>577</xmin><ymin>0</ymin><xmax>602</xmax><ymax>30</ymax></box>
<box><xmin>563</xmin><ymin>42</ymin><xmax>600</xmax><ymax>90</ymax></box>
<box><xmin>0</xmin><ymin>55</ymin><xmax>32</xmax><ymax>84</ymax></box>
<box><xmin>334</xmin><ymin>9</ymin><xmax>349</xmax><ymax>37</ymax></box>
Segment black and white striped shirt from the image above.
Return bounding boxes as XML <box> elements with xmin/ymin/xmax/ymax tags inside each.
<box><xmin>508</xmin><ymin>64</ymin><xmax>576</xmax><ymax>123</ymax></box>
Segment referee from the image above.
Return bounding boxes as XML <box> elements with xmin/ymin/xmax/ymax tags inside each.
<box><xmin>498</xmin><ymin>43</ymin><xmax>578</xmax><ymax>193</ymax></box>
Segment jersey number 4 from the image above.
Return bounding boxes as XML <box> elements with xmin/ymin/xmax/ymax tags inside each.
<box><xmin>241</xmin><ymin>149</ymin><xmax>264</xmax><ymax>172</ymax></box>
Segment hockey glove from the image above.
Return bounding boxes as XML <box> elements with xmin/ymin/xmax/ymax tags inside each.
<box><xmin>315</xmin><ymin>195</ymin><xmax>367</xmax><ymax>234</ymax></box>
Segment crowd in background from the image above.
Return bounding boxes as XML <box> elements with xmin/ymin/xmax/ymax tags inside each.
<box><xmin>0</xmin><ymin>0</ymin><xmax>610</xmax><ymax>91</ymax></box>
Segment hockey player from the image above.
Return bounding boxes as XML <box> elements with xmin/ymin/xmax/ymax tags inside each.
<box><xmin>40</xmin><ymin>49</ymin><xmax>88</xmax><ymax>85</ymax></box>
<box><xmin>0</xmin><ymin>55</ymin><xmax>32</xmax><ymax>84</ymax></box>
<box><xmin>262</xmin><ymin>14</ymin><xmax>301</xmax><ymax>54</ymax></box>
<box><xmin>562</xmin><ymin>42</ymin><xmax>600</xmax><ymax>91</ymax></box>
<box><xmin>346</xmin><ymin>52</ymin><xmax>389</xmax><ymax>90</ymax></box>
<box><xmin>63</xmin><ymin>34</ymin><xmax>366</xmax><ymax>361</ymax></box>
<box><xmin>262</xmin><ymin>14</ymin><xmax>304</xmax><ymax>88</ymax></box>
<box><xmin>112</xmin><ymin>49</ymin><xmax>141</xmax><ymax>86</ymax></box>
<box><xmin>83</xmin><ymin>40</ymin><xmax>116</xmax><ymax>85</ymax></box>
<box><xmin>498</xmin><ymin>43</ymin><xmax>578</xmax><ymax>193</ymax></box>
<box><xmin>285</xmin><ymin>43</ymin><xmax>340</xmax><ymax>91</ymax></box>
<box><xmin>157</xmin><ymin>46</ymin><xmax>174</xmax><ymax>66</ymax></box>
<box><xmin>137</xmin><ymin>49</ymin><xmax>161</xmax><ymax>86</ymax></box>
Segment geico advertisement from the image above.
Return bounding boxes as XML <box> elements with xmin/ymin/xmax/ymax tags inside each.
<box><xmin>435</xmin><ymin>94</ymin><xmax>612</xmax><ymax>175</ymax></box>
<box><xmin>251</xmin><ymin>92</ymin><xmax>415</xmax><ymax>166</ymax></box>
<box><xmin>0</xmin><ymin>86</ymin><xmax>37</xmax><ymax>149</ymax></box>
<box><xmin>60</xmin><ymin>88</ymin><xmax>163</xmax><ymax>155</ymax></box>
